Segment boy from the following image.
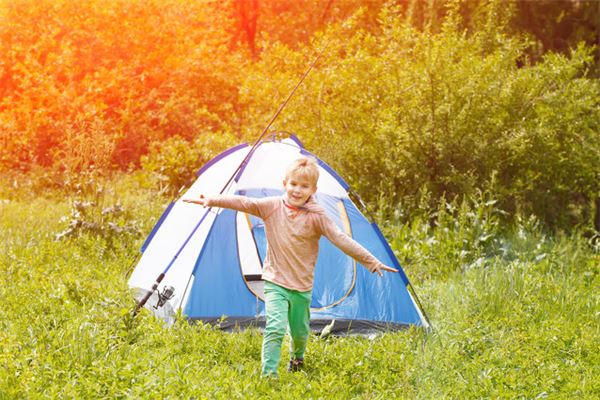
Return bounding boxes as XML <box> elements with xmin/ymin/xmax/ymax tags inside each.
<box><xmin>184</xmin><ymin>157</ymin><xmax>396</xmax><ymax>376</ymax></box>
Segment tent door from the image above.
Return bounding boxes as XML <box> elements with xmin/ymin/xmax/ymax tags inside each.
<box><xmin>237</xmin><ymin>212</ymin><xmax>265</xmax><ymax>299</ymax></box>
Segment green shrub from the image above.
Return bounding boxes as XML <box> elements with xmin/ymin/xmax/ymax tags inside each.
<box><xmin>386</xmin><ymin>189</ymin><xmax>505</xmax><ymax>282</ymax></box>
<box><xmin>140</xmin><ymin>132</ymin><xmax>237</xmax><ymax>197</ymax></box>
<box><xmin>53</xmin><ymin>168</ymin><xmax>142</xmax><ymax>247</ymax></box>
<box><xmin>240</xmin><ymin>9</ymin><xmax>600</xmax><ymax>230</ymax></box>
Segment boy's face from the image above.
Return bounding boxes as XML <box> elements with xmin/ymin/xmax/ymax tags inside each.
<box><xmin>283</xmin><ymin>172</ymin><xmax>317</xmax><ymax>207</ymax></box>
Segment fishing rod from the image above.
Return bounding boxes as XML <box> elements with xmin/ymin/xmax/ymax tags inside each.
<box><xmin>133</xmin><ymin>39</ymin><xmax>331</xmax><ymax>316</ymax></box>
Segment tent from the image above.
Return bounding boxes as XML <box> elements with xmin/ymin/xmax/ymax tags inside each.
<box><xmin>128</xmin><ymin>135</ymin><xmax>429</xmax><ymax>334</ymax></box>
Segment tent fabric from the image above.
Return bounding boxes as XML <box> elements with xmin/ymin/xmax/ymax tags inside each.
<box><xmin>128</xmin><ymin>136</ymin><xmax>428</xmax><ymax>333</ymax></box>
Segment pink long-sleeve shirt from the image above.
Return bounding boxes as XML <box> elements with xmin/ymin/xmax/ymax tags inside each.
<box><xmin>208</xmin><ymin>195</ymin><xmax>383</xmax><ymax>292</ymax></box>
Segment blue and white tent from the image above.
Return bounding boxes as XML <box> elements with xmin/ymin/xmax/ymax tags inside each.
<box><xmin>129</xmin><ymin>135</ymin><xmax>428</xmax><ymax>334</ymax></box>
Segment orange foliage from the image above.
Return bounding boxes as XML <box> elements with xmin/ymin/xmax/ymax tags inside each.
<box><xmin>0</xmin><ymin>0</ymin><xmax>390</xmax><ymax>173</ymax></box>
<box><xmin>0</xmin><ymin>0</ymin><xmax>243</xmax><ymax>171</ymax></box>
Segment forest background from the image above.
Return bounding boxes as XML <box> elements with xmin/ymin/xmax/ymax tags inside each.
<box><xmin>1</xmin><ymin>0</ymin><xmax>599</xmax><ymax>229</ymax></box>
<box><xmin>1</xmin><ymin>0</ymin><xmax>599</xmax><ymax>398</ymax></box>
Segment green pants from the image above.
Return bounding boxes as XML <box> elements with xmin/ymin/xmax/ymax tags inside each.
<box><xmin>261</xmin><ymin>281</ymin><xmax>312</xmax><ymax>376</ymax></box>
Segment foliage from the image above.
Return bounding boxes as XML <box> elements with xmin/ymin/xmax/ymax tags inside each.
<box><xmin>382</xmin><ymin>189</ymin><xmax>505</xmax><ymax>282</ymax></box>
<box><xmin>500</xmin><ymin>0</ymin><xmax>600</xmax><ymax>63</ymax></box>
<box><xmin>52</xmin><ymin>168</ymin><xmax>142</xmax><ymax>248</ymax></box>
<box><xmin>140</xmin><ymin>131</ymin><xmax>238</xmax><ymax>197</ymax></box>
<box><xmin>0</xmin><ymin>0</ymin><xmax>243</xmax><ymax>171</ymax></box>
<box><xmin>1</xmin><ymin>179</ymin><xmax>598</xmax><ymax>398</ymax></box>
<box><xmin>232</xmin><ymin>0</ymin><xmax>600</xmax><ymax>65</ymax></box>
<box><xmin>240</xmin><ymin>9</ymin><xmax>600</xmax><ymax>229</ymax></box>
<box><xmin>0</xmin><ymin>0</ymin><xmax>598</xmax><ymax>230</ymax></box>
<box><xmin>55</xmin><ymin>199</ymin><xmax>140</xmax><ymax>243</ymax></box>
<box><xmin>246</xmin><ymin>0</ymin><xmax>388</xmax><ymax>51</ymax></box>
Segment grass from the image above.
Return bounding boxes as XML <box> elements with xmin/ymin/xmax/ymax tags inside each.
<box><xmin>1</xmin><ymin>176</ymin><xmax>598</xmax><ymax>399</ymax></box>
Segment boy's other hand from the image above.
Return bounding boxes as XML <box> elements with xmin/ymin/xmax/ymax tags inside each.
<box><xmin>374</xmin><ymin>263</ymin><xmax>397</xmax><ymax>277</ymax></box>
<box><xmin>183</xmin><ymin>195</ymin><xmax>208</xmax><ymax>207</ymax></box>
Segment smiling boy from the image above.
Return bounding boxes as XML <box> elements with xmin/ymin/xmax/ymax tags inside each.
<box><xmin>184</xmin><ymin>157</ymin><xmax>396</xmax><ymax>376</ymax></box>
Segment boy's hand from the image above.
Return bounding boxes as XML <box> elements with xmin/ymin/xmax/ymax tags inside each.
<box><xmin>182</xmin><ymin>195</ymin><xmax>209</xmax><ymax>207</ymax></box>
<box><xmin>374</xmin><ymin>263</ymin><xmax>397</xmax><ymax>277</ymax></box>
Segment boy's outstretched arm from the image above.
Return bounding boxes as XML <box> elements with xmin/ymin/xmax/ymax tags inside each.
<box><xmin>183</xmin><ymin>194</ymin><xmax>269</xmax><ymax>218</ymax></box>
<box><xmin>319</xmin><ymin>216</ymin><xmax>397</xmax><ymax>277</ymax></box>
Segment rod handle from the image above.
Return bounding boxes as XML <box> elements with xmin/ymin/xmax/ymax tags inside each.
<box><xmin>133</xmin><ymin>273</ymin><xmax>165</xmax><ymax>316</ymax></box>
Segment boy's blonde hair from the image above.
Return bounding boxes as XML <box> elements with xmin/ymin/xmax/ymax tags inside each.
<box><xmin>285</xmin><ymin>157</ymin><xmax>319</xmax><ymax>187</ymax></box>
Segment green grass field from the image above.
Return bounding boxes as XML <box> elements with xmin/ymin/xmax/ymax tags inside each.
<box><xmin>1</xmin><ymin>178</ymin><xmax>598</xmax><ymax>399</ymax></box>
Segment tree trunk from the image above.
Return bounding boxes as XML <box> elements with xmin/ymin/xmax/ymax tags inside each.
<box><xmin>235</xmin><ymin>0</ymin><xmax>259</xmax><ymax>59</ymax></box>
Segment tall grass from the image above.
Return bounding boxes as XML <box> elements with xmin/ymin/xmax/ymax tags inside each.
<box><xmin>1</xmin><ymin>178</ymin><xmax>598</xmax><ymax>399</ymax></box>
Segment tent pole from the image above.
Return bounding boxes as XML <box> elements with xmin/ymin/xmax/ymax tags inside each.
<box><xmin>407</xmin><ymin>282</ymin><xmax>433</xmax><ymax>331</ymax></box>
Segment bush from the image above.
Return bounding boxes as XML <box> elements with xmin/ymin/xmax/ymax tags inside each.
<box><xmin>240</xmin><ymin>8</ymin><xmax>600</xmax><ymax>230</ymax></box>
<box><xmin>386</xmin><ymin>189</ymin><xmax>505</xmax><ymax>282</ymax></box>
<box><xmin>54</xmin><ymin>168</ymin><xmax>141</xmax><ymax>246</ymax></box>
<box><xmin>140</xmin><ymin>132</ymin><xmax>237</xmax><ymax>197</ymax></box>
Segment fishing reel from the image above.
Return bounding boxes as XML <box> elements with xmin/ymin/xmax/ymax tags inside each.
<box><xmin>153</xmin><ymin>285</ymin><xmax>175</xmax><ymax>309</ymax></box>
